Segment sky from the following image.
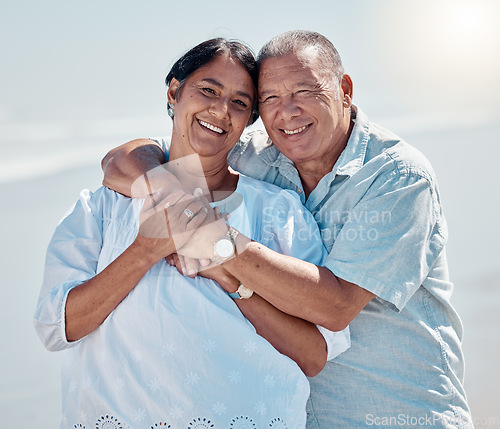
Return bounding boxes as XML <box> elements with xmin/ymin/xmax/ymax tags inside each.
<box><xmin>1</xmin><ymin>0</ymin><xmax>500</xmax><ymax>425</ymax></box>
<box><xmin>2</xmin><ymin>0</ymin><xmax>499</xmax><ymax>280</ymax></box>
<box><xmin>2</xmin><ymin>0</ymin><xmax>499</xmax><ymax>127</ymax></box>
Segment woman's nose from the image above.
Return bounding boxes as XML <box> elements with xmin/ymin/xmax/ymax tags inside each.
<box><xmin>209</xmin><ymin>98</ymin><xmax>229</xmax><ymax>119</ymax></box>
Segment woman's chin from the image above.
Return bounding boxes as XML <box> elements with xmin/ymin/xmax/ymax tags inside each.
<box><xmin>190</xmin><ymin>142</ymin><xmax>234</xmax><ymax>159</ymax></box>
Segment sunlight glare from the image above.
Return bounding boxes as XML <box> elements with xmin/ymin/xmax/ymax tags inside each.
<box><xmin>454</xmin><ymin>3</ymin><xmax>481</xmax><ymax>33</ymax></box>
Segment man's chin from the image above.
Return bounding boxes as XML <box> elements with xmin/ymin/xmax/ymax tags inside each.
<box><xmin>272</xmin><ymin>142</ymin><xmax>311</xmax><ymax>163</ymax></box>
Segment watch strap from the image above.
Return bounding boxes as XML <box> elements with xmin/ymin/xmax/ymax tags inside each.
<box><xmin>229</xmin><ymin>284</ymin><xmax>253</xmax><ymax>300</ymax></box>
<box><xmin>229</xmin><ymin>290</ymin><xmax>243</xmax><ymax>299</ymax></box>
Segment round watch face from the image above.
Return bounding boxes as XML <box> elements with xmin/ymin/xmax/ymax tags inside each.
<box><xmin>238</xmin><ymin>285</ymin><xmax>253</xmax><ymax>299</ymax></box>
<box><xmin>215</xmin><ymin>238</ymin><xmax>235</xmax><ymax>258</ymax></box>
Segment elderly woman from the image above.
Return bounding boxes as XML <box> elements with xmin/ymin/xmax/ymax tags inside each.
<box><xmin>34</xmin><ymin>38</ymin><xmax>349</xmax><ymax>429</ymax></box>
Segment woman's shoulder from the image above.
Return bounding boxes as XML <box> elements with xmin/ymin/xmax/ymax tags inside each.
<box><xmin>80</xmin><ymin>186</ymin><xmax>142</xmax><ymax>225</ymax></box>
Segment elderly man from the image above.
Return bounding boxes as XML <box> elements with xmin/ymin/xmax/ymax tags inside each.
<box><xmin>102</xmin><ymin>31</ymin><xmax>473</xmax><ymax>428</ymax></box>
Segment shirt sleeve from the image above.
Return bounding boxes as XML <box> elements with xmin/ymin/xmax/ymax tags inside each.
<box><xmin>154</xmin><ymin>137</ymin><xmax>169</xmax><ymax>161</ymax></box>
<box><xmin>323</xmin><ymin>169</ymin><xmax>447</xmax><ymax>311</ymax></box>
<box><xmin>262</xmin><ymin>189</ymin><xmax>350</xmax><ymax>360</ymax></box>
<box><xmin>33</xmin><ymin>189</ymin><xmax>103</xmax><ymax>352</ymax></box>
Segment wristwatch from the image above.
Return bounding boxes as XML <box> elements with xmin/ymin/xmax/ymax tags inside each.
<box><xmin>213</xmin><ymin>226</ymin><xmax>239</xmax><ymax>264</ymax></box>
<box><xmin>229</xmin><ymin>284</ymin><xmax>254</xmax><ymax>300</ymax></box>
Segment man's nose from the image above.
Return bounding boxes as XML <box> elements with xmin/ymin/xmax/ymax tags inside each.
<box><xmin>277</xmin><ymin>95</ymin><xmax>301</xmax><ymax>120</ymax></box>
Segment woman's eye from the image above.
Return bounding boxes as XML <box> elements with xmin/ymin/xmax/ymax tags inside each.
<box><xmin>202</xmin><ymin>87</ymin><xmax>216</xmax><ymax>95</ymax></box>
<box><xmin>233</xmin><ymin>100</ymin><xmax>248</xmax><ymax>108</ymax></box>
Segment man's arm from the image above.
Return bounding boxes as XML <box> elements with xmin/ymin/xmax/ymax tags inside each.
<box><xmin>225</xmin><ymin>238</ymin><xmax>375</xmax><ymax>332</ymax></box>
<box><xmin>102</xmin><ymin>138</ymin><xmax>167</xmax><ymax>197</ymax></box>
<box><xmin>198</xmin><ymin>264</ymin><xmax>327</xmax><ymax>377</ymax></box>
<box><xmin>218</xmin><ymin>166</ymin><xmax>445</xmax><ymax>331</ymax></box>
<box><xmin>101</xmin><ymin>138</ymin><xmax>361</xmax><ymax>346</ymax></box>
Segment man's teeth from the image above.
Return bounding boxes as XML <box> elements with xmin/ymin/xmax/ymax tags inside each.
<box><xmin>283</xmin><ymin>125</ymin><xmax>308</xmax><ymax>135</ymax></box>
<box><xmin>198</xmin><ymin>120</ymin><xmax>224</xmax><ymax>134</ymax></box>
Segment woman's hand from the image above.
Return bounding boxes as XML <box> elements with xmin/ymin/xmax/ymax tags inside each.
<box><xmin>174</xmin><ymin>196</ymin><xmax>230</xmax><ymax>260</ymax></box>
<box><xmin>134</xmin><ymin>189</ymin><xmax>209</xmax><ymax>264</ymax></box>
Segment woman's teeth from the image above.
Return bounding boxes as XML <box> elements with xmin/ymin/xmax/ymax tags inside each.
<box><xmin>198</xmin><ymin>120</ymin><xmax>224</xmax><ymax>134</ymax></box>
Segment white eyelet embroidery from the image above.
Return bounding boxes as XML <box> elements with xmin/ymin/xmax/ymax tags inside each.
<box><xmin>74</xmin><ymin>414</ymin><xmax>292</xmax><ymax>429</ymax></box>
<box><xmin>95</xmin><ymin>415</ymin><xmax>123</xmax><ymax>429</ymax></box>
<box><xmin>187</xmin><ymin>417</ymin><xmax>215</xmax><ymax>428</ymax></box>
<box><xmin>229</xmin><ymin>415</ymin><xmax>257</xmax><ymax>429</ymax></box>
<box><xmin>269</xmin><ymin>417</ymin><xmax>287</xmax><ymax>428</ymax></box>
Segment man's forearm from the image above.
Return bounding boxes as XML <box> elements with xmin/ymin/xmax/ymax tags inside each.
<box><xmin>101</xmin><ymin>138</ymin><xmax>168</xmax><ymax>197</ymax></box>
<box><xmin>224</xmin><ymin>240</ymin><xmax>375</xmax><ymax>332</ymax></box>
<box><xmin>200</xmin><ymin>265</ymin><xmax>327</xmax><ymax>376</ymax></box>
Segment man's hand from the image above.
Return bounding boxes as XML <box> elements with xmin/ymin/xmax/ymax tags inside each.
<box><xmin>166</xmin><ymin>254</ymin><xmax>239</xmax><ymax>292</ymax></box>
<box><xmin>177</xmin><ymin>216</ymin><xmax>229</xmax><ymax>259</ymax></box>
<box><xmin>159</xmin><ymin>189</ymin><xmax>230</xmax><ymax>261</ymax></box>
<box><xmin>130</xmin><ymin>163</ymin><xmax>184</xmax><ymax>199</ymax></box>
<box><xmin>199</xmin><ymin>264</ymin><xmax>241</xmax><ymax>293</ymax></box>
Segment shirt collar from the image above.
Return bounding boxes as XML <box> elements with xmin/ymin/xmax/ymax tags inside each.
<box><xmin>257</xmin><ymin>137</ymin><xmax>293</xmax><ymax>168</ymax></box>
<box><xmin>330</xmin><ymin>105</ymin><xmax>370</xmax><ymax>178</ymax></box>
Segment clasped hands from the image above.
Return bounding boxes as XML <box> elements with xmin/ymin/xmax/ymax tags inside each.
<box><xmin>128</xmin><ymin>158</ymin><xmax>242</xmax><ymax>291</ymax></box>
<box><xmin>134</xmin><ymin>187</ymin><xmax>238</xmax><ymax>289</ymax></box>
<box><xmin>135</xmin><ymin>184</ymin><xmax>226</xmax><ymax>258</ymax></box>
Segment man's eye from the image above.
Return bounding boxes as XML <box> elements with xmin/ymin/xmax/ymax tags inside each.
<box><xmin>261</xmin><ymin>95</ymin><xmax>277</xmax><ymax>103</ymax></box>
<box><xmin>202</xmin><ymin>87</ymin><xmax>216</xmax><ymax>95</ymax></box>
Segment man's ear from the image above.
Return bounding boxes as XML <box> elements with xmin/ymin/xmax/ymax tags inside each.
<box><xmin>340</xmin><ymin>74</ymin><xmax>353</xmax><ymax>108</ymax></box>
<box><xmin>167</xmin><ymin>78</ymin><xmax>181</xmax><ymax>105</ymax></box>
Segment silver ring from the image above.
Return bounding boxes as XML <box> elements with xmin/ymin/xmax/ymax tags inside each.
<box><xmin>183</xmin><ymin>208</ymin><xmax>194</xmax><ymax>220</ymax></box>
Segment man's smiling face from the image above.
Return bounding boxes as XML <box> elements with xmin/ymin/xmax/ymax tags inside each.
<box><xmin>258</xmin><ymin>48</ymin><xmax>350</xmax><ymax>167</ymax></box>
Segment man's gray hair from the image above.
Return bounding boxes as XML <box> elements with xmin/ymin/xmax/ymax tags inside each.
<box><xmin>258</xmin><ymin>30</ymin><xmax>345</xmax><ymax>83</ymax></box>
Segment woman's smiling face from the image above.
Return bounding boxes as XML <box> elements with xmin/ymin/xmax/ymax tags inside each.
<box><xmin>168</xmin><ymin>53</ymin><xmax>255</xmax><ymax>159</ymax></box>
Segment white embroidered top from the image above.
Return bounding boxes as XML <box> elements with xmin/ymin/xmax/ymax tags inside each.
<box><xmin>34</xmin><ymin>174</ymin><xmax>350</xmax><ymax>429</ymax></box>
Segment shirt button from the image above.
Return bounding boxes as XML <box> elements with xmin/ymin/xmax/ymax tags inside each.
<box><xmin>297</xmin><ymin>188</ymin><xmax>303</xmax><ymax>194</ymax></box>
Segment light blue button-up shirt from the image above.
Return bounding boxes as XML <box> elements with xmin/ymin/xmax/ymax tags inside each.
<box><xmin>228</xmin><ymin>106</ymin><xmax>473</xmax><ymax>428</ymax></box>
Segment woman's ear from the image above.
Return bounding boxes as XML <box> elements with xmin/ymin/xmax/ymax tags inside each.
<box><xmin>167</xmin><ymin>78</ymin><xmax>181</xmax><ymax>105</ymax></box>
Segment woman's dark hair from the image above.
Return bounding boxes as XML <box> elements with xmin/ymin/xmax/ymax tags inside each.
<box><xmin>166</xmin><ymin>38</ymin><xmax>259</xmax><ymax>125</ymax></box>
